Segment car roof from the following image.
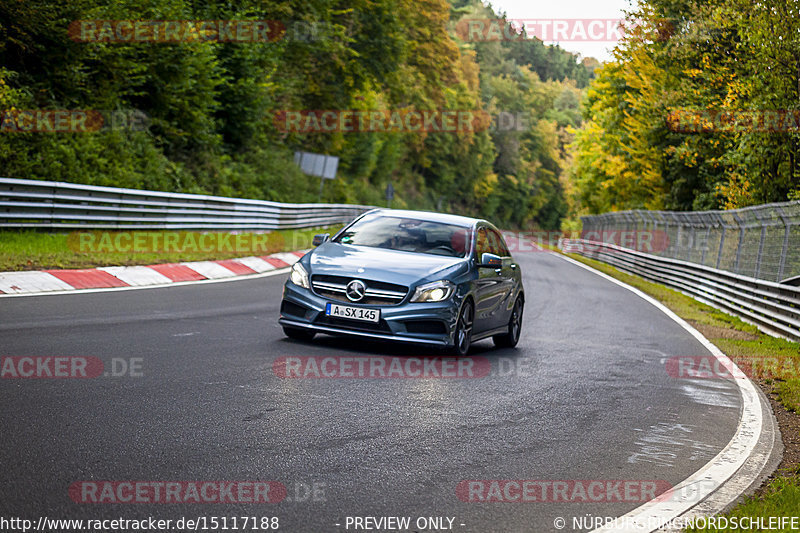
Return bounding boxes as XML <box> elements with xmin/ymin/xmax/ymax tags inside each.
<box><xmin>363</xmin><ymin>208</ymin><xmax>485</xmax><ymax>228</ymax></box>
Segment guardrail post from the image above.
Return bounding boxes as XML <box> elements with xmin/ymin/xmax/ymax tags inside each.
<box><xmin>754</xmin><ymin>221</ymin><xmax>767</xmax><ymax>279</ymax></box>
<box><xmin>117</xmin><ymin>191</ymin><xmax>124</xmax><ymax>229</ymax></box>
<box><xmin>701</xmin><ymin>215</ymin><xmax>712</xmax><ymax>265</ymax></box>
<box><xmin>716</xmin><ymin>216</ymin><xmax>727</xmax><ymax>270</ymax></box>
<box><xmin>48</xmin><ymin>182</ymin><xmax>57</xmax><ymax>228</ymax></box>
<box><xmin>777</xmin><ymin>206</ymin><xmax>791</xmax><ymax>282</ymax></box>
<box><xmin>753</xmin><ymin>212</ymin><xmax>767</xmax><ymax>278</ymax></box>
<box><xmin>733</xmin><ymin>213</ymin><xmax>745</xmax><ymax>274</ymax></box>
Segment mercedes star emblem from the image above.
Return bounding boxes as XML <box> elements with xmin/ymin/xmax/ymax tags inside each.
<box><xmin>345</xmin><ymin>280</ymin><xmax>367</xmax><ymax>302</ymax></box>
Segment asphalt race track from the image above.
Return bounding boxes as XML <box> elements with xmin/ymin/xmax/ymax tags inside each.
<box><xmin>0</xmin><ymin>250</ymin><xmax>745</xmax><ymax>532</ymax></box>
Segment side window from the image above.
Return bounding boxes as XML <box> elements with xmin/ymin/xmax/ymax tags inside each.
<box><xmin>484</xmin><ymin>229</ymin><xmax>499</xmax><ymax>256</ymax></box>
<box><xmin>489</xmin><ymin>229</ymin><xmax>510</xmax><ymax>257</ymax></box>
<box><xmin>475</xmin><ymin>227</ymin><xmax>490</xmax><ymax>259</ymax></box>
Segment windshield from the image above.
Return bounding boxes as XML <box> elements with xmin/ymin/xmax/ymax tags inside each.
<box><xmin>333</xmin><ymin>215</ymin><xmax>471</xmax><ymax>258</ymax></box>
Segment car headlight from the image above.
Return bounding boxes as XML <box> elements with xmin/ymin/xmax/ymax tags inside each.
<box><xmin>289</xmin><ymin>262</ymin><xmax>310</xmax><ymax>289</ymax></box>
<box><xmin>410</xmin><ymin>280</ymin><xmax>455</xmax><ymax>303</ymax></box>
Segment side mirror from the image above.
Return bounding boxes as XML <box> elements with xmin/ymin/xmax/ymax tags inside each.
<box><xmin>312</xmin><ymin>233</ymin><xmax>330</xmax><ymax>247</ymax></box>
<box><xmin>478</xmin><ymin>253</ymin><xmax>502</xmax><ymax>268</ymax></box>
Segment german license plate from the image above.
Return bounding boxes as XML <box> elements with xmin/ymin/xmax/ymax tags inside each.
<box><xmin>326</xmin><ymin>303</ymin><xmax>380</xmax><ymax>323</ymax></box>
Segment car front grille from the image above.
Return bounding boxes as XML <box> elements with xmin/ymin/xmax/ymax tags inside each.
<box><xmin>311</xmin><ymin>275</ymin><xmax>408</xmax><ymax>306</ymax></box>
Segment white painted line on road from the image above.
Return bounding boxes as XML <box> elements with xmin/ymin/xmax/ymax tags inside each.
<box><xmin>0</xmin><ymin>267</ymin><xmax>291</xmax><ymax>298</ymax></box>
<box><xmin>553</xmin><ymin>253</ymin><xmax>770</xmax><ymax>533</ymax></box>
<box><xmin>98</xmin><ymin>265</ymin><xmax>174</xmax><ymax>286</ymax></box>
<box><xmin>0</xmin><ymin>271</ymin><xmax>76</xmax><ymax>294</ymax></box>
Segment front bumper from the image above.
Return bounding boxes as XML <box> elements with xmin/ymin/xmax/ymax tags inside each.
<box><xmin>279</xmin><ymin>281</ymin><xmax>460</xmax><ymax>347</ymax></box>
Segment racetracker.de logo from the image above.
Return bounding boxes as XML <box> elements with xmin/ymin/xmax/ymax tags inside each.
<box><xmin>562</xmin><ymin>230</ymin><xmax>670</xmax><ymax>254</ymax></box>
<box><xmin>273</xmin><ymin>356</ymin><xmax>491</xmax><ymax>379</ymax></box>
<box><xmin>665</xmin><ymin>355</ymin><xmax>799</xmax><ymax>381</ymax></box>
<box><xmin>0</xmin><ymin>110</ymin><xmax>104</xmax><ymax>133</ymax></box>
<box><xmin>1</xmin><ymin>109</ymin><xmax>149</xmax><ymax>133</ymax></box>
<box><xmin>67</xmin><ymin>230</ymin><xmax>285</xmax><ymax>254</ymax></box>
<box><xmin>0</xmin><ymin>356</ymin><xmax>143</xmax><ymax>379</ymax></box>
<box><xmin>500</xmin><ymin>230</ymin><xmax>670</xmax><ymax>254</ymax></box>
<box><xmin>1</xmin><ymin>356</ymin><xmax>103</xmax><ymax>378</ymax></box>
<box><xmin>455</xmin><ymin>19</ymin><xmax>629</xmax><ymax>42</ymax></box>
<box><xmin>69</xmin><ymin>20</ymin><xmax>284</xmax><ymax>43</ymax></box>
<box><xmin>667</xmin><ymin>109</ymin><xmax>800</xmax><ymax>133</ymax></box>
<box><xmin>456</xmin><ymin>480</ymin><xmax>673</xmax><ymax>503</ymax></box>
<box><xmin>272</xmin><ymin>110</ymin><xmax>528</xmax><ymax>133</ymax></box>
<box><xmin>69</xmin><ymin>481</ymin><xmax>287</xmax><ymax>504</ymax></box>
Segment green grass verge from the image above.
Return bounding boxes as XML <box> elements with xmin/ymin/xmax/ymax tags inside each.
<box><xmin>683</xmin><ymin>478</ymin><xmax>800</xmax><ymax>532</ymax></box>
<box><xmin>0</xmin><ymin>227</ymin><xmax>341</xmax><ymax>271</ymax></box>
<box><xmin>559</xmin><ymin>250</ymin><xmax>800</xmax><ymax>530</ymax></box>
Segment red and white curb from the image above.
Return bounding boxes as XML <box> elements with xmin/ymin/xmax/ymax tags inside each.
<box><xmin>0</xmin><ymin>251</ymin><xmax>307</xmax><ymax>296</ymax></box>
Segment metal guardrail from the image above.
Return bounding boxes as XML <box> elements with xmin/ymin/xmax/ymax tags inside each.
<box><xmin>0</xmin><ymin>177</ymin><xmax>373</xmax><ymax>230</ymax></box>
<box><xmin>580</xmin><ymin>202</ymin><xmax>800</xmax><ymax>284</ymax></box>
<box><xmin>561</xmin><ymin>239</ymin><xmax>800</xmax><ymax>341</ymax></box>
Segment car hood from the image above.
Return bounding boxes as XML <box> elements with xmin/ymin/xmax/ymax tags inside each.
<box><xmin>308</xmin><ymin>243</ymin><xmax>465</xmax><ymax>287</ymax></box>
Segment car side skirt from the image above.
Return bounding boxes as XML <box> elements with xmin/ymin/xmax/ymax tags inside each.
<box><xmin>470</xmin><ymin>326</ymin><xmax>512</xmax><ymax>342</ymax></box>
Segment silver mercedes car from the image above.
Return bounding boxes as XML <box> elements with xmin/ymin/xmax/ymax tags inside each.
<box><xmin>279</xmin><ymin>209</ymin><xmax>524</xmax><ymax>355</ymax></box>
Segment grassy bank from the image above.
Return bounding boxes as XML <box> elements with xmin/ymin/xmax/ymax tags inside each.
<box><xmin>559</xmin><ymin>250</ymin><xmax>800</xmax><ymax>530</ymax></box>
<box><xmin>0</xmin><ymin>227</ymin><xmax>341</xmax><ymax>271</ymax></box>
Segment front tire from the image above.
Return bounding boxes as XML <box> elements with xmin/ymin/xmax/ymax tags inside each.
<box><xmin>493</xmin><ymin>296</ymin><xmax>523</xmax><ymax>348</ymax></box>
<box><xmin>283</xmin><ymin>326</ymin><xmax>316</xmax><ymax>342</ymax></box>
<box><xmin>450</xmin><ymin>300</ymin><xmax>474</xmax><ymax>356</ymax></box>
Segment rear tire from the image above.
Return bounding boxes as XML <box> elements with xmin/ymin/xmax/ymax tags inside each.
<box><xmin>493</xmin><ymin>296</ymin><xmax>523</xmax><ymax>348</ymax></box>
<box><xmin>450</xmin><ymin>300</ymin><xmax>474</xmax><ymax>356</ymax></box>
<box><xmin>283</xmin><ymin>326</ymin><xmax>316</xmax><ymax>342</ymax></box>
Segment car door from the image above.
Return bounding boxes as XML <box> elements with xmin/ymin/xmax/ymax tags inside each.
<box><xmin>487</xmin><ymin>227</ymin><xmax>517</xmax><ymax>328</ymax></box>
<box><xmin>473</xmin><ymin>226</ymin><xmax>509</xmax><ymax>332</ymax></box>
